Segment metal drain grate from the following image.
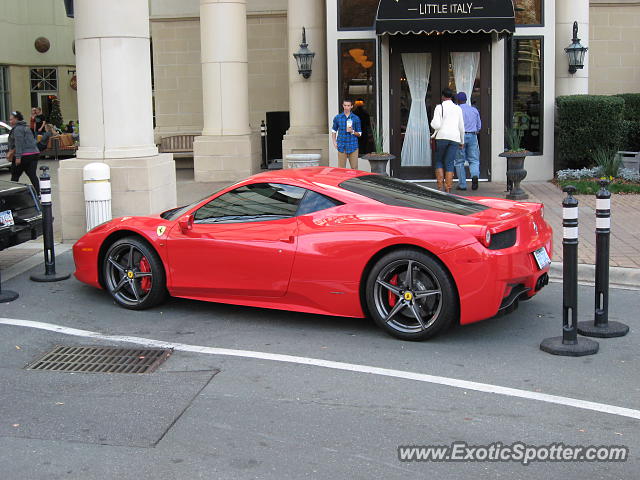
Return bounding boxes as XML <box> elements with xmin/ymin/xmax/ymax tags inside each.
<box><xmin>26</xmin><ymin>346</ymin><xmax>173</xmax><ymax>374</ymax></box>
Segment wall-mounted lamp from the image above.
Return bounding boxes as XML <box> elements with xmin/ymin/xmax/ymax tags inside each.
<box><xmin>293</xmin><ymin>27</ymin><xmax>315</xmax><ymax>79</ymax></box>
<box><xmin>565</xmin><ymin>21</ymin><xmax>588</xmax><ymax>74</ymax></box>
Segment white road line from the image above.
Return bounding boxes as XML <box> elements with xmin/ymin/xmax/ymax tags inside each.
<box><xmin>2</xmin><ymin>317</ymin><xmax>639</xmax><ymax>421</ymax></box>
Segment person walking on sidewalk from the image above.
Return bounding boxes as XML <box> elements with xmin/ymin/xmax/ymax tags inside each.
<box><xmin>454</xmin><ymin>92</ymin><xmax>481</xmax><ymax>191</ymax></box>
<box><xmin>430</xmin><ymin>88</ymin><xmax>465</xmax><ymax>192</ymax></box>
<box><xmin>331</xmin><ymin>98</ymin><xmax>362</xmax><ymax>169</ymax></box>
<box><xmin>7</xmin><ymin>111</ymin><xmax>41</xmax><ymax>196</ymax></box>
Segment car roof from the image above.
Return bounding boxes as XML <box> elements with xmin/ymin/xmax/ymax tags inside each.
<box><xmin>248</xmin><ymin>167</ymin><xmax>367</xmax><ymax>189</ymax></box>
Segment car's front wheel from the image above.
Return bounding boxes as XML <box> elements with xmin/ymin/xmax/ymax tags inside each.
<box><xmin>103</xmin><ymin>237</ymin><xmax>167</xmax><ymax>310</ymax></box>
<box><xmin>365</xmin><ymin>249</ymin><xmax>457</xmax><ymax>340</ymax></box>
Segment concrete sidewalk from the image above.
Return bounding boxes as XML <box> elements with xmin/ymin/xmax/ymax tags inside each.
<box><xmin>2</xmin><ymin>164</ymin><xmax>639</xmax><ymax>287</ymax></box>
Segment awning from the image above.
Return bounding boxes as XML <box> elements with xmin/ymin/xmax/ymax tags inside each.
<box><xmin>376</xmin><ymin>0</ymin><xmax>515</xmax><ymax>35</ymax></box>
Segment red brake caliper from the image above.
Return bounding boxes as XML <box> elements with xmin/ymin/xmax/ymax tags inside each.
<box><xmin>388</xmin><ymin>274</ymin><xmax>398</xmax><ymax>307</ymax></box>
<box><xmin>139</xmin><ymin>257</ymin><xmax>151</xmax><ymax>292</ymax></box>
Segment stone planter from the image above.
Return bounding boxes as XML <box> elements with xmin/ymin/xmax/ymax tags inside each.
<box><xmin>499</xmin><ymin>151</ymin><xmax>529</xmax><ymax>200</ymax></box>
<box><xmin>286</xmin><ymin>153</ymin><xmax>321</xmax><ymax>169</ymax></box>
<box><xmin>362</xmin><ymin>153</ymin><xmax>395</xmax><ymax>175</ymax></box>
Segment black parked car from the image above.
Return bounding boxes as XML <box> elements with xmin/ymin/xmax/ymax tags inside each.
<box><xmin>0</xmin><ymin>180</ymin><xmax>42</xmax><ymax>250</ymax></box>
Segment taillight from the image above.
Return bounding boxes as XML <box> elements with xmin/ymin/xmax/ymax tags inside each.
<box><xmin>460</xmin><ymin>224</ymin><xmax>492</xmax><ymax>248</ymax></box>
<box><xmin>484</xmin><ymin>229</ymin><xmax>492</xmax><ymax>247</ymax></box>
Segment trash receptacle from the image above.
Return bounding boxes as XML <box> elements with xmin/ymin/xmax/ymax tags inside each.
<box><xmin>617</xmin><ymin>151</ymin><xmax>640</xmax><ymax>174</ymax></box>
<box><xmin>83</xmin><ymin>163</ymin><xmax>112</xmax><ymax>231</ymax></box>
<box><xmin>285</xmin><ymin>153</ymin><xmax>321</xmax><ymax>169</ymax></box>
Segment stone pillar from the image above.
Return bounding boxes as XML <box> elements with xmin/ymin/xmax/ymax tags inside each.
<box><xmin>194</xmin><ymin>0</ymin><xmax>260</xmax><ymax>182</ymax></box>
<box><xmin>282</xmin><ymin>0</ymin><xmax>329</xmax><ymax>167</ymax></box>
<box><xmin>58</xmin><ymin>0</ymin><xmax>176</xmax><ymax>241</ymax></box>
<box><xmin>556</xmin><ymin>0</ymin><xmax>589</xmax><ymax>96</ymax></box>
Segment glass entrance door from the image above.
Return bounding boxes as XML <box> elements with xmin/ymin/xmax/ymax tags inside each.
<box><xmin>390</xmin><ymin>35</ymin><xmax>491</xmax><ymax>180</ymax></box>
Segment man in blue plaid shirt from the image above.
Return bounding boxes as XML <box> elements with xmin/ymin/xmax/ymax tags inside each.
<box><xmin>331</xmin><ymin>98</ymin><xmax>362</xmax><ymax>169</ymax></box>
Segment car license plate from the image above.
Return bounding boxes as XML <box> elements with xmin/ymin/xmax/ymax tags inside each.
<box><xmin>0</xmin><ymin>209</ymin><xmax>14</xmax><ymax>226</ymax></box>
<box><xmin>533</xmin><ymin>247</ymin><xmax>550</xmax><ymax>269</ymax></box>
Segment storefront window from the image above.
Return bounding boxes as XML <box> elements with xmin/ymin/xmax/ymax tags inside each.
<box><xmin>0</xmin><ymin>66</ymin><xmax>10</xmax><ymax>121</ymax></box>
<box><xmin>514</xmin><ymin>0</ymin><xmax>543</xmax><ymax>26</ymax></box>
<box><xmin>338</xmin><ymin>40</ymin><xmax>377</xmax><ymax>153</ymax></box>
<box><xmin>338</xmin><ymin>0</ymin><xmax>377</xmax><ymax>30</ymax></box>
<box><xmin>509</xmin><ymin>38</ymin><xmax>543</xmax><ymax>154</ymax></box>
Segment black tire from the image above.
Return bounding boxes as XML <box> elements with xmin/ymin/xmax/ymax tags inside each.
<box><xmin>365</xmin><ymin>249</ymin><xmax>457</xmax><ymax>340</ymax></box>
<box><xmin>102</xmin><ymin>237</ymin><xmax>167</xmax><ymax>310</ymax></box>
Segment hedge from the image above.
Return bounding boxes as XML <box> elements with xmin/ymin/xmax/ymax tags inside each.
<box><xmin>556</xmin><ymin>95</ymin><xmax>625</xmax><ymax>170</ymax></box>
<box><xmin>616</xmin><ymin>93</ymin><xmax>640</xmax><ymax>121</ymax></box>
<box><xmin>616</xmin><ymin>94</ymin><xmax>640</xmax><ymax>151</ymax></box>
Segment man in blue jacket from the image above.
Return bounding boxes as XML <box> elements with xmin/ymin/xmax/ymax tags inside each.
<box><xmin>455</xmin><ymin>92</ymin><xmax>481</xmax><ymax>191</ymax></box>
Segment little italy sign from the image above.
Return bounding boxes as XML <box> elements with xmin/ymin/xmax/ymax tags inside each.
<box><xmin>415</xmin><ymin>3</ymin><xmax>477</xmax><ymax>15</ymax></box>
<box><xmin>376</xmin><ymin>0</ymin><xmax>515</xmax><ymax>34</ymax></box>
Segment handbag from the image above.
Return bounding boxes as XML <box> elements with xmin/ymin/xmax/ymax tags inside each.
<box><xmin>430</xmin><ymin>104</ymin><xmax>444</xmax><ymax>152</ymax></box>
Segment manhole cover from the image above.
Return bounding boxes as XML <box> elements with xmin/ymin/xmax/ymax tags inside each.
<box><xmin>26</xmin><ymin>346</ymin><xmax>173</xmax><ymax>374</ymax></box>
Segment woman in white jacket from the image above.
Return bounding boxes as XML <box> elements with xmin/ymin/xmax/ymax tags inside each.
<box><xmin>430</xmin><ymin>88</ymin><xmax>465</xmax><ymax>192</ymax></box>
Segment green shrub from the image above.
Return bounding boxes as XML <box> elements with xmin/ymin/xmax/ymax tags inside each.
<box><xmin>621</xmin><ymin>120</ymin><xmax>640</xmax><ymax>151</ymax></box>
<box><xmin>615</xmin><ymin>93</ymin><xmax>640</xmax><ymax>121</ymax></box>
<box><xmin>592</xmin><ymin>148</ymin><xmax>621</xmax><ymax>177</ymax></box>
<box><xmin>556</xmin><ymin>95</ymin><xmax>625</xmax><ymax>170</ymax></box>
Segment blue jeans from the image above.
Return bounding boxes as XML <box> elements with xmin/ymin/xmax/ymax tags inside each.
<box><xmin>434</xmin><ymin>139</ymin><xmax>459</xmax><ymax>172</ymax></box>
<box><xmin>455</xmin><ymin>133</ymin><xmax>480</xmax><ymax>188</ymax></box>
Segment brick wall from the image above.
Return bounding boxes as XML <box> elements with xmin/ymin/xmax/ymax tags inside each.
<box><xmin>589</xmin><ymin>4</ymin><xmax>640</xmax><ymax>94</ymax></box>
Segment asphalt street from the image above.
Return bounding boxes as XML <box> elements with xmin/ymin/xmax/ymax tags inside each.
<box><xmin>0</xmin><ymin>251</ymin><xmax>638</xmax><ymax>479</ymax></box>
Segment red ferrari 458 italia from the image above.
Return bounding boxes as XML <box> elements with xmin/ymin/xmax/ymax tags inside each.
<box><xmin>73</xmin><ymin>167</ymin><xmax>552</xmax><ymax>340</ymax></box>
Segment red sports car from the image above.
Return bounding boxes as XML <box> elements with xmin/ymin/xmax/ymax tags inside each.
<box><xmin>73</xmin><ymin>167</ymin><xmax>552</xmax><ymax>340</ymax></box>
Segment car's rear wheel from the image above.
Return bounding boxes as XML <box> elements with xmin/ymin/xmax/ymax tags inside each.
<box><xmin>103</xmin><ymin>237</ymin><xmax>167</xmax><ymax>310</ymax></box>
<box><xmin>366</xmin><ymin>249</ymin><xmax>457</xmax><ymax>340</ymax></box>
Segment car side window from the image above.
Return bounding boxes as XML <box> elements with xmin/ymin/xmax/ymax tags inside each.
<box><xmin>296</xmin><ymin>190</ymin><xmax>343</xmax><ymax>216</ymax></box>
<box><xmin>194</xmin><ymin>183</ymin><xmax>306</xmax><ymax>224</ymax></box>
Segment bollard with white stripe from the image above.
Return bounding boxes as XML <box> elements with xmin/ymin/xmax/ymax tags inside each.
<box><xmin>260</xmin><ymin>120</ymin><xmax>268</xmax><ymax>169</ymax></box>
<box><xmin>578</xmin><ymin>179</ymin><xmax>629</xmax><ymax>338</ymax></box>
<box><xmin>541</xmin><ymin>185</ymin><xmax>598</xmax><ymax>356</ymax></box>
<box><xmin>30</xmin><ymin>166</ymin><xmax>70</xmax><ymax>283</ymax></box>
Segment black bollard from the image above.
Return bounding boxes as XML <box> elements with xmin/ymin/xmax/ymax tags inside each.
<box><xmin>577</xmin><ymin>179</ymin><xmax>629</xmax><ymax>338</ymax></box>
<box><xmin>540</xmin><ymin>185</ymin><xmax>599</xmax><ymax>356</ymax></box>
<box><xmin>260</xmin><ymin>120</ymin><xmax>268</xmax><ymax>169</ymax></box>
<box><xmin>0</xmin><ymin>265</ymin><xmax>19</xmax><ymax>302</ymax></box>
<box><xmin>30</xmin><ymin>166</ymin><xmax>70</xmax><ymax>282</ymax></box>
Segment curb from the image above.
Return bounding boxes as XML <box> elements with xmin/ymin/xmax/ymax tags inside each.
<box><xmin>2</xmin><ymin>243</ymin><xmax>73</xmax><ymax>282</ymax></box>
<box><xmin>549</xmin><ymin>262</ymin><xmax>640</xmax><ymax>290</ymax></box>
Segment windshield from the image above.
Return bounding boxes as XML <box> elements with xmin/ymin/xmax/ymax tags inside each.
<box><xmin>339</xmin><ymin>175</ymin><xmax>488</xmax><ymax>216</ymax></box>
<box><xmin>160</xmin><ymin>196</ymin><xmax>209</xmax><ymax>221</ymax></box>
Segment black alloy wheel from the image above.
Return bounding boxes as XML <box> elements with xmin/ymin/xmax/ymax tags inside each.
<box><xmin>103</xmin><ymin>237</ymin><xmax>167</xmax><ymax>310</ymax></box>
<box><xmin>366</xmin><ymin>249</ymin><xmax>457</xmax><ymax>340</ymax></box>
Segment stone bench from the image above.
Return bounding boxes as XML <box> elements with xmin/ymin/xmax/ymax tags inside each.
<box><xmin>158</xmin><ymin>134</ymin><xmax>196</xmax><ymax>158</ymax></box>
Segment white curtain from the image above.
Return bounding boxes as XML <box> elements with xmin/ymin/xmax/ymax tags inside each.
<box><xmin>401</xmin><ymin>53</ymin><xmax>432</xmax><ymax>167</ymax></box>
<box><xmin>451</xmin><ymin>52</ymin><xmax>480</xmax><ymax>102</ymax></box>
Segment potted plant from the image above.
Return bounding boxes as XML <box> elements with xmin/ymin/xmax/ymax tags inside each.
<box><xmin>362</xmin><ymin>119</ymin><xmax>395</xmax><ymax>175</ymax></box>
<box><xmin>499</xmin><ymin>126</ymin><xmax>530</xmax><ymax>200</ymax></box>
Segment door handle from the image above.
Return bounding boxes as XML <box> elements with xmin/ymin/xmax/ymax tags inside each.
<box><xmin>279</xmin><ymin>236</ymin><xmax>295</xmax><ymax>244</ymax></box>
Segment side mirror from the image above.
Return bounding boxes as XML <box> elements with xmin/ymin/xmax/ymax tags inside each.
<box><xmin>178</xmin><ymin>213</ymin><xmax>194</xmax><ymax>233</ymax></box>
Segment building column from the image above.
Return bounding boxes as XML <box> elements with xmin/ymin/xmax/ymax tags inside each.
<box><xmin>58</xmin><ymin>0</ymin><xmax>176</xmax><ymax>241</ymax></box>
<box><xmin>193</xmin><ymin>0</ymin><xmax>260</xmax><ymax>182</ymax></box>
<box><xmin>556</xmin><ymin>0</ymin><xmax>589</xmax><ymax>96</ymax></box>
<box><xmin>282</xmin><ymin>0</ymin><xmax>329</xmax><ymax>166</ymax></box>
